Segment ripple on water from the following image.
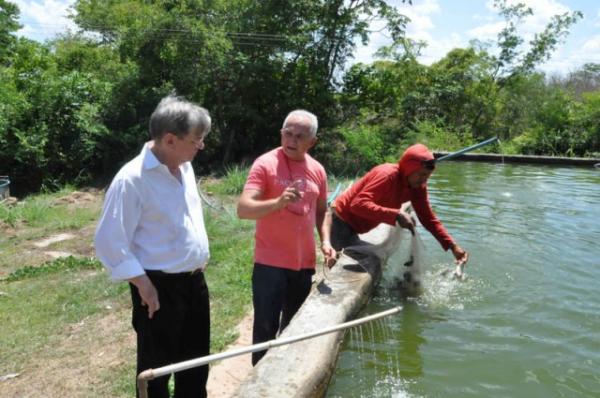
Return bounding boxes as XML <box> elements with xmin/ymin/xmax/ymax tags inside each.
<box><xmin>327</xmin><ymin>162</ymin><xmax>600</xmax><ymax>398</ymax></box>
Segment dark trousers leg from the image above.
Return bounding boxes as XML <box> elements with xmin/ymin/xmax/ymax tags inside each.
<box><xmin>131</xmin><ymin>272</ymin><xmax>210</xmax><ymax>398</ymax></box>
<box><xmin>331</xmin><ymin>212</ymin><xmax>361</xmax><ymax>251</ymax></box>
<box><xmin>280</xmin><ymin>269</ymin><xmax>313</xmax><ymax>330</ymax></box>
<box><xmin>251</xmin><ymin>264</ymin><xmax>314</xmax><ymax>366</ymax></box>
<box><xmin>251</xmin><ymin>264</ymin><xmax>285</xmax><ymax>366</ymax></box>
<box><xmin>173</xmin><ymin>273</ymin><xmax>209</xmax><ymax>398</ymax></box>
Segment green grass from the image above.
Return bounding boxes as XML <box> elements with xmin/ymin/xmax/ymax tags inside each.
<box><xmin>2</xmin><ymin>256</ymin><xmax>102</xmax><ymax>282</ymax></box>
<box><xmin>0</xmin><ymin>268</ymin><xmax>129</xmax><ymax>375</ymax></box>
<box><xmin>207</xmin><ymin>164</ymin><xmax>250</xmax><ymax>196</ymax></box>
<box><xmin>0</xmin><ymin>186</ymin><xmax>100</xmax><ymax>229</ymax></box>
<box><xmin>0</xmin><ymin>184</ymin><xmax>255</xmax><ymax>396</ymax></box>
<box><xmin>204</xmin><ymin>206</ymin><xmax>255</xmax><ymax>351</ymax></box>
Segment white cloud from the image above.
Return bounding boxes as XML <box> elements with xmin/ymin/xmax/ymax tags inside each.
<box><xmin>581</xmin><ymin>35</ymin><xmax>600</xmax><ymax>53</ymax></box>
<box><xmin>353</xmin><ymin>0</ymin><xmax>590</xmax><ymax>75</ymax></box>
<box><xmin>467</xmin><ymin>21</ymin><xmax>505</xmax><ymax>42</ymax></box>
<box><xmin>353</xmin><ymin>0</ymin><xmax>442</xmax><ymax>64</ymax></box>
<box><xmin>474</xmin><ymin>0</ymin><xmax>572</xmax><ymax>42</ymax></box>
<box><xmin>15</xmin><ymin>0</ymin><xmax>77</xmax><ymax>41</ymax></box>
<box><xmin>395</xmin><ymin>0</ymin><xmax>440</xmax><ymax>41</ymax></box>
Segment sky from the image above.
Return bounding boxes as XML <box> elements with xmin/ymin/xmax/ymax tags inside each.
<box><xmin>13</xmin><ymin>0</ymin><xmax>600</xmax><ymax>76</ymax></box>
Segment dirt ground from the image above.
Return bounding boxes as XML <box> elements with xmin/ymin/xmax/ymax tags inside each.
<box><xmin>206</xmin><ymin>312</ymin><xmax>254</xmax><ymax>397</ymax></box>
<box><xmin>0</xmin><ymin>190</ymin><xmax>102</xmax><ymax>277</ymax></box>
<box><xmin>1</xmin><ymin>306</ymin><xmax>253</xmax><ymax>397</ymax></box>
<box><xmin>1</xmin><ymin>282</ymin><xmax>135</xmax><ymax>397</ymax></box>
<box><xmin>0</xmin><ymin>189</ymin><xmax>254</xmax><ymax>397</ymax></box>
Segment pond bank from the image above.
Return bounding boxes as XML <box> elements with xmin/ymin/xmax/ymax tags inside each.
<box><xmin>234</xmin><ymin>225</ymin><xmax>399</xmax><ymax>397</ymax></box>
<box><xmin>434</xmin><ymin>152</ymin><xmax>600</xmax><ymax>166</ymax></box>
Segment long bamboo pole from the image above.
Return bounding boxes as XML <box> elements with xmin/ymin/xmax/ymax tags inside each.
<box><xmin>436</xmin><ymin>136</ymin><xmax>499</xmax><ymax>162</ymax></box>
<box><xmin>137</xmin><ymin>305</ymin><xmax>403</xmax><ymax>398</ymax></box>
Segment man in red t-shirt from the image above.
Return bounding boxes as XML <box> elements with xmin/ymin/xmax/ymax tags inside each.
<box><xmin>332</xmin><ymin>144</ymin><xmax>468</xmax><ymax>265</ymax></box>
<box><xmin>237</xmin><ymin>110</ymin><xmax>336</xmax><ymax>365</ymax></box>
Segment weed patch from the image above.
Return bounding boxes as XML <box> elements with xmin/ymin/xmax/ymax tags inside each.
<box><xmin>2</xmin><ymin>256</ymin><xmax>102</xmax><ymax>282</ymax></box>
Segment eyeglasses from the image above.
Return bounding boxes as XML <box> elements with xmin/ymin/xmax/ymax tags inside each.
<box><xmin>182</xmin><ymin>135</ymin><xmax>204</xmax><ymax>150</ymax></box>
<box><xmin>281</xmin><ymin>128</ymin><xmax>312</xmax><ymax>141</ymax></box>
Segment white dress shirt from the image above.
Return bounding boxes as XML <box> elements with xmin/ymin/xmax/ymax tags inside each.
<box><xmin>95</xmin><ymin>143</ymin><xmax>210</xmax><ymax>280</ymax></box>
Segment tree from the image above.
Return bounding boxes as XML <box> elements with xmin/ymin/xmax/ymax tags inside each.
<box><xmin>72</xmin><ymin>0</ymin><xmax>410</xmax><ymax>166</ymax></box>
<box><xmin>469</xmin><ymin>0</ymin><xmax>582</xmax><ymax>138</ymax></box>
<box><xmin>0</xmin><ymin>0</ymin><xmax>20</xmax><ymax>62</ymax></box>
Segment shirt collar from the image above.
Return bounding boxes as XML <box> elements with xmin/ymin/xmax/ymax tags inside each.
<box><xmin>141</xmin><ymin>142</ymin><xmax>162</xmax><ymax>170</ymax></box>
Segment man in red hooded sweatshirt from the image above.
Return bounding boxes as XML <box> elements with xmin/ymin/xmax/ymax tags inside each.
<box><xmin>331</xmin><ymin>143</ymin><xmax>468</xmax><ymax>266</ymax></box>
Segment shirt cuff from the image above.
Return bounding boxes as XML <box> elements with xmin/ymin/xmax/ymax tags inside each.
<box><xmin>383</xmin><ymin>209</ymin><xmax>399</xmax><ymax>226</ymax></box>
<box><xmin>109</xmin><ymin>258</ymin><xmax>146</xmax><ymax>281</ymax></box>
<box><xmin>444</xmin><ymin>241</ymin><xmax>455</xmax><ymax>251</ymax></box>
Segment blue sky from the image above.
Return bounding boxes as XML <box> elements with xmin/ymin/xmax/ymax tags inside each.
<box><xmin>14</xmin><ymin>0</ymin><xmax>600</xmax><ymax>75</ymax></box>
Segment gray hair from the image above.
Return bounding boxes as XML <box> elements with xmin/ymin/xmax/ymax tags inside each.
<box><xmin>149</xmin><ymin>95</ymin><xmax>211</xmax><ymax>139</ymax></box>
<box><xmin>282</xmin><ymin>110</ymin><xmax>318</xmax><ymax>139</ymax></box>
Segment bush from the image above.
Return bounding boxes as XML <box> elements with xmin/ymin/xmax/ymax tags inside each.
<box><xmin>402</xmin><ymin>119</ymin><xmax>473</xmax><ymax>153</ymax></box>
<box><xmin>1</xmin><ymin>67</ymin><xmax>112</xmax><ymax>195</ymax></box>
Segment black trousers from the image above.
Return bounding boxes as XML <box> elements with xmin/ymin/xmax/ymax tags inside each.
<box><xmin>251</xmin><ymin>263</ymin><xmax>314</xmax><ymax>365</ymax></box>
<box><xmin>130</xmin><ymin>270</ymin><xmax>210</xmax><ymax>398</ymax></box>
<box><xmin>330</xmin><ymin>210</ymin><xmax>361</xmax><ymax>251</ymax></box>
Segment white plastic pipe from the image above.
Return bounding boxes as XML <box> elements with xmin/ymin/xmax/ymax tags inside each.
<box><xmin>137</xmin><ymin>305</ymin><xmax>403</xmax><ymax>398</ymax></box>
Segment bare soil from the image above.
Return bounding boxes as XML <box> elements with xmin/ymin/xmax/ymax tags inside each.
<box><xmin>0</xmin><ymin>292</ymin><xmax>135</xmax><ymax>398</ymax></box>
<box><xmin>0</xmin><ymin>189</ymin><xmax>253</xmax><ymax>396</ymax></box>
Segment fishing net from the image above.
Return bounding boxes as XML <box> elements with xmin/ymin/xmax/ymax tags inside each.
<box><xmin>341</xmin><ymin>213</ymin><xmax>427</xmax><ymax>296</ymax></box>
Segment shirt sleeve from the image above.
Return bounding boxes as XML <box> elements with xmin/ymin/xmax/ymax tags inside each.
<box><xmin>94</xmin><ymin>177</ymin><xmax>145</xmax><ymax>280</ymax></box>
<box><xmin>244</xmin><ymin>158</ymin><xmax>267</xmax><ymax>192</ymax></box>
<box><xmin>411</xmin><ymin>187</ymin><xmax>454</xmax><ymax>250</ymax></box>
<box><xmin>348</xmin><ymin>170</ymin><xmax>398</xmax><ymax>226</ymax></box>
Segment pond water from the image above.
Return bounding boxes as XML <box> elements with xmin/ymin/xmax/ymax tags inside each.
<box><xmin>326</xmin><ymin>161</ymin><xmax>600</xmax><ymax>398</ymax></box>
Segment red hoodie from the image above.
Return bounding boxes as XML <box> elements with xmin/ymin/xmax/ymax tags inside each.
<box><xmin>333</xmin><ymin>144</ymin><xmax>454</xmax><ymax>250</ymax></box>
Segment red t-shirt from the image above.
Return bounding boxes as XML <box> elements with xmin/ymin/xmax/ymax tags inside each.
<box><xmin>244</xmin><ymin>147</ymin><xmax>328</xmax><ymax>270</ymax></box>
<box><xmin>334</xmin><ymin>146</ymin><xmax>454</xmax><ymax>251</ymax></box>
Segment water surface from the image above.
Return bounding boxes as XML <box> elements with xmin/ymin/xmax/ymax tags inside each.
<box><xmin>327</xmin><ymin>162</ymin><xmax>600</xmax><ymax>398</ymax></box>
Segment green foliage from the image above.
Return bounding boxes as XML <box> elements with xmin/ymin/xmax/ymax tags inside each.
<box><xmin>71</xmin><ymin>0</ymin><xmax>410</xmax><ymax>169</ymax></box>
<box><xmin>0</xmin><ymin>37</ymin><xmax>115</xmax><ymax>194</ymax></box>
<box><xmin>0</xmin><ymin>0</ymin><xmax>20</xmax><ymax>62</ymax></box>
<box><xmin>315</xmin><ymin>122</ymin><xmax>388</xmax><ymax>176</ymax></box>
<box><xmin>402</xmin><ymin>119</ymin><xmax>473</xmax><ymax>153</ymax></box>
<box><xmin>1</xmin><ymin>68</ymin><xmax>112</xmax><ymax>192</ymax></box>
<box><xmin>510</xmin><ymin>90</ymin><xmax>600</xmax><ymax>156</ymax></box>
<box><xmin>334</xmin><ymin>2</ymin><xmax>595</xmax><ymax>162</ymax></box>
<box><xmin>341</xmin><ymin>124</ymin><xmax>386</xmax><ymax>168</ymax></box>
<box><xmin>576</xmin><ymin>91</ymin><xmax>600</xmax><ymax>156</ymax></box>
<box><xmin>1</xmin><ymin>0</ymin><xmax>598</xmax><ymax>197</ymax></box>
<box><xmin>209</xmin><ymin>165</ymin><xmax>250</xmax><ymax>196</ymax></box>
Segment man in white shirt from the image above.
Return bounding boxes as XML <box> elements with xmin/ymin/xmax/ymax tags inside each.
<box><xmin>95</xmin><ymin>95</ymin><xmax>212</xmax><ymax>398</ymax></box>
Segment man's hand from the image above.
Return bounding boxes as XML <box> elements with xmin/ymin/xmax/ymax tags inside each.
<box><xmin>451</xmin><ymin>243</ymin><xmax>469</xmax><ymax>266</ymax></box>
<box><xmin>396</xmin><ymin>211</ymin><xmax>415</xmax><ymax>235</ymax></box>
<box><xmin>276</xmin><ymin>180</ymin><xmax>303</xmax><ymax>209</ymax></box>
<box><xmin>321</xmin><ymin>241</ymin><xmax>337</xmax><ymax>268</ymax></box>
<box><xmin>129</xmin><ymin>274</ymin><xmax>160</xmax><ymax>319</ymax></box>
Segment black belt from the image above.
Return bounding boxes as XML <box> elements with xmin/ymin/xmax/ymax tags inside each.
<box><xmin>145</xmin><ymin>268</ymin><xmax>203</xmax><ymax>279</ymax></box>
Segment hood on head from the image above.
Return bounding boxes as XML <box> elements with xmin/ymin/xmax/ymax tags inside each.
<box><xmin>398</xmin><ymin>144</ymin><xmax>434</xmax><ymax>177</ymax></box>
